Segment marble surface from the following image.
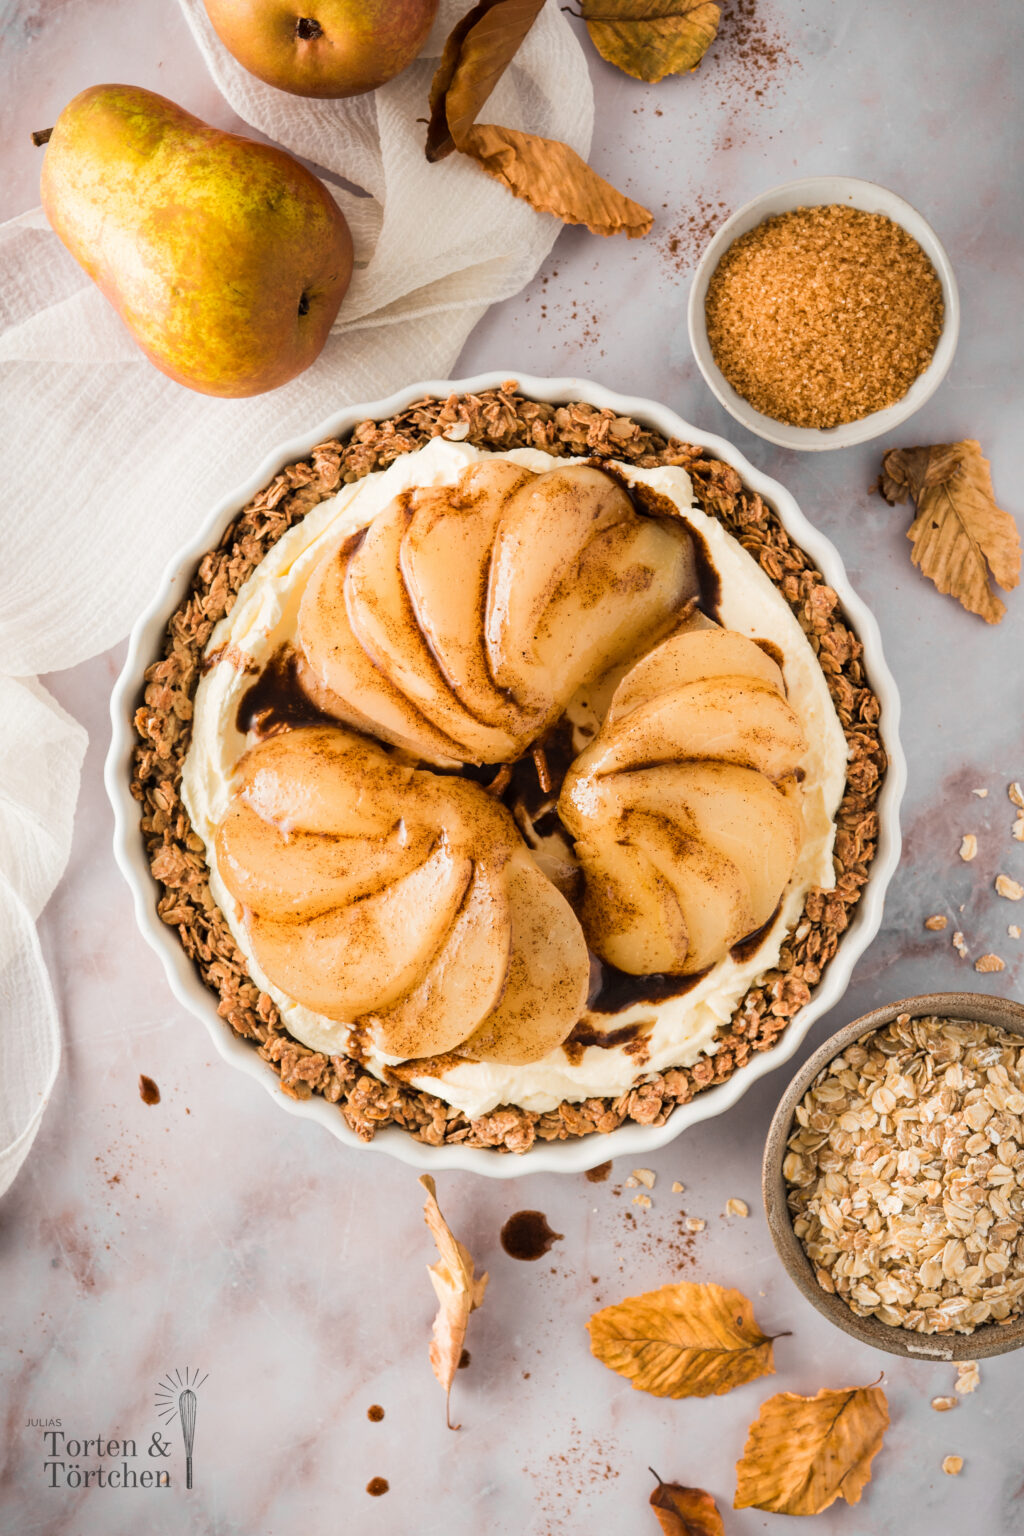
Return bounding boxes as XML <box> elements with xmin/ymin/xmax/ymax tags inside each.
<box><xmin>3</xmin><ymin>1</ymin><xmax>1024</xmax><ymax>1532</ymax></box>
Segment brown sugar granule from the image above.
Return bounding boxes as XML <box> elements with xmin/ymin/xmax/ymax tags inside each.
<box><xmin>138</xmin><ymin>1075</ymin><xmax>160</xmax><ymax>1105</ymax></box>
<box><xmin>705</xmin><ymin>205</ymin><xmax>943</xmax><ymax>429</ymax></box>
<box><xmin>366</xmin><ymin>1477</ymin><xmax>389</xmax><ymax>1496</ymax></box>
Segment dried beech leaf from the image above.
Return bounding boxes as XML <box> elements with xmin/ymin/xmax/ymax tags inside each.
<box><xmin>427</xmin><ymin>0</ymin><xmax>546</xmax><ymax>162</ymax></box>
<box><xmin>586</xmin><ymin>1281</ymin><xmax>776</xmax><ymax>1398</ymax></box>
<box><xmin>650</xmin><ymin>1474</ymin><xmax>726</xmax><ymax>1536</ymax></box>
<box><xmin>877</xmin><ymin>440</ymin><xmax>1020</xmax><ymax>624</ymax></box>
<box><xmin>734</xmin><ymin>1383</ymin><xmax>890</xmax><ymax>1515</ymax></box>
<box><xmin>581</xmin><ymin>0</ymin><xmax>721</xmax><ymax>83</ymax></box>
<box><xmin>459</xmin><ymin>122</ymin><xmax>653</xmax><ymax>237</ymax></box>
<box><xmin>419</xmin><ymin>1175</ymin><xmax>488</xmax><ymax>1429</ymax></box>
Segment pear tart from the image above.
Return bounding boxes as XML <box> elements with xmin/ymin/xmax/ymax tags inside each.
<box><xmin>131</xmin><ymin>386</ymin><xmax>886</xmax><ymax>1152</ymax></box>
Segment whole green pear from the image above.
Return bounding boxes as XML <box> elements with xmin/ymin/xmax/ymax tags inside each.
<box><xmin>41</xmin><ymin>85</ymin><xmax>354</xmax><ymax>397</ymax></box>
<box><xmin>202</xmin><ymin>0</ymin><xmax>438</xmax><ymax>99</ymax></box>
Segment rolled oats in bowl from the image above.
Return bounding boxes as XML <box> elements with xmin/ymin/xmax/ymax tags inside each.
<box><xmin>784</xmin><ymin>1013</ymin><xmax>1024</xmax><ymax>1335</ymax></box>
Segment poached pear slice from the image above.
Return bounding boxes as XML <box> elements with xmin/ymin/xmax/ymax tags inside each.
<box><xmin>344</xmin><ymin>493</ymin><xmax>521</xmax><ymax>762</ymax></box>
<box><xmin>529</xmin><ymin>517</ymin><xmax>696</xmax><ymax>710</ymax></box>
<box><xmin>574</xmin><ymin>833</ymin><xmax>689</xmax><ymax>975</ymax></box>
<box><xmin>297</xmin><ymin>538</ymin><xmax>466</xmax><ymax>765</ymax></box>
<box><xmin>460</xmin><ymin>851</ymin><xmax>590</xmax><ymax>1065</ymax></box>
<box><xmin>622</xmin><ymin>810</ymin><xmax>754</xmax><ymax>975</ymax></box>
<box><xmin>485</xmin><ymin>465</ymin><xmax>635</xmax><ymax>708</ymax></box>
<box><xmin>607</xmin><ymin>627</ymin><xmax>787</xmax><ymax>724</ymax></box>
<box><xmin>575</xmin><ymin>676</ymin><xmax>807</xmax><ymax>784</ymax></box>
<box><xmin>400</xmin><ymin>460</ymin><xmax>534</xmax><ymax>731</ymax></box>
<box><xmin>215</xmin><ymin>799</ymin><xmax>429</xmax><ymax>922</ymax></box>
<box><xmin>233</xmin><ymin>724</ymin><xmax>409</xmax><ymax>837</ymax></box>
<box><xmin>247</xmin><ymin>840</ymin><xmax>472</xmax><ymax>1021</ymax></box>
<box><xmin>366</xmin><ymin>862</ymin><xmax>513</xmax><ymax>1060</ymax></box>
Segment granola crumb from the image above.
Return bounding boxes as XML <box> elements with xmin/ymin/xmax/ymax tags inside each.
<box><xmin>974</xmin><ymin>953</ymin><xmax>1005</xmax><ymax>973</ymax></box>
<box><xmin>952</xmin><ymin>931</ymin><xmax>969</xmax><ymax>958</ymax></box>
<box><xmin>931</xmin><ymin>1396</ymin><xmax>959</xmax><ymax>1412</ymax></box>
<box><xmin>632</xmin><ymin>1192</ymin><xmax>652</xmax><ymax>1210</ymax></box>
<box><xmin>925</xmin><ymin>914</ymin><xmax>948</xmax><ymax>931</ymax></box>
<box><xmin>995</xmin><ymin>874</ymin><xmax>1024</xmax><ymax>901</ymax></box>
<box><xmin>972</xmin><ymin>788</ymin><xmax>989</xmax><ymax>798</ymax></box>
<box><xmin>725</xmin><ymin>1197</ymin><xmax>749</xmax><ymax>1217</ymax></box>
<box><xmin>671</xmin><ymin>1181</ymin><xmax>685</xmax><ymax>1193</ymax></box>
<box><xmin>632</xmin><ymin>1168</ymin><xmax>656</xmax><ymax>1189</ymax></box>
<box><xmin>624</xmin><ymin>1176</ymin><xmax>639</xmax><ymax>1189</ymax></box>
<box><xmin>685</xmin><ymin>1217</ymin><xmax>706</xmax><ymax>1233</ymax></box>
<box><xmin>960</xmin><ymin>834</ymin><xmax>978</xmax><ymax>862</ymax></box>
<box><xmin>1010</xmin><ymin>925</ymin><xmax>1021</xmax><ymax>940</ymax></box>
<box><xmin>942</xmin><ymin>1455</ymin><xmax>963</xmax><ymax>1476</ymax></box>
<box><xmin>955</xmin><ymin>1361</ymin><xmax>980</xmax><ymax>1395</ymax></box>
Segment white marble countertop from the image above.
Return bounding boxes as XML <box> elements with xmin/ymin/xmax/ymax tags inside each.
<box><xmin>2</xmin><ymin>2</ymin><xmax>1023</xmax><ymax>1532</ymax></box>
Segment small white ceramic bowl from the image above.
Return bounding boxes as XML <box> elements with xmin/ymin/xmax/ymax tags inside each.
<box><xmin>687</xmin><ymin>176</ymin><xmax>960</xmax><ymax>452</ymax></box>
<box><xmin>105</xmin><ymin>371</ymin><xmax>906</xmax><ymax>1177</ymax></box>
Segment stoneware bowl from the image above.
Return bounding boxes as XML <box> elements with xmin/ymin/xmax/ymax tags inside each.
<box><xmin>688</xmin><ymin>175</ymin><xmax>960</xmax><ymax>452</ymax></box>
<box><xmin>105</xmin><ymin>370</ymin><xmax>906</xmax><ymax>1178</ymax></box>
<box><xmin>763</xmin><ymin>991</ymin><xmax>1024</xmax><ymax>1360</ymax></box>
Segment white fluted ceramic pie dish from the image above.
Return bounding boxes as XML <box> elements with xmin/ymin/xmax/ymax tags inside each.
<box><xmin>105</xmin><ymin>371</ymin><xmax>906</xmax><ymax>1178</ymax></box>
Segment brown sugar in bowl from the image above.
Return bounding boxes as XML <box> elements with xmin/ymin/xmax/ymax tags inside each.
<box><xmin>763</xmin><ymin>992</ymin><xmax>1024</xmax><ymax>1361</ymax></box>
<box><xmin>688</xmin><ymin>177</ymin><xmax>959</xmax><ymax>452</ymax></box>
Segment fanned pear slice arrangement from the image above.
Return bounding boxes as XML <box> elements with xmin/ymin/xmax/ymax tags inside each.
<box><xmin>297</xmin><ymin>460</ymin><xmax>698</xmax><ymax>764</ymax></box>
<box><xmin>215</xmin><ymin>725</ymin><xmax>590</xmax><ymax>1064</ymax></box>
<box><xmin>560</xmin><ymin>627</ymin><xmax>807</xmax><ymax>976</ymax></box>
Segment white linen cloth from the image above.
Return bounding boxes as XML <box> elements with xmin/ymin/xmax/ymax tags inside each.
<box><xmin>0</xmin><ymin>0</ymin><xmax>594</xmax><ymax>1193</ymax></box>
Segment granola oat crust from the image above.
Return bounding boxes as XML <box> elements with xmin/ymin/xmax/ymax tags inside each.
<box><xmin>130</xmin><ymin>385</ymin><xmax>886</xmax><ymax>1153</ymax></box>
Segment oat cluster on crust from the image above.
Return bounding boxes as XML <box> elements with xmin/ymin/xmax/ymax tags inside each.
<box><xmin>131</xmin><ymin>386</ymin><xmax>887</xmax><ymax>1153</ymax></box>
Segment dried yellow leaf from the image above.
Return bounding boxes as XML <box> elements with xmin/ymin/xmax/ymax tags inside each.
<box><xmin>580</xmin><ymin>0</ymin><xmax>721</xmax><ymax>84</ymax></box>
<box><xmin>650</xmin><ymin>1474</ymin><xmax>726</xmax><ymax>1536</ymax></box>
<box><xmin>586</xmin><ymin>1280</ymin><xmax>776</xmax><ymax>1399</ymax></box>
<box><xmin>877</xmin><ymin>441</ymin><xmax>1020</xmax><ymax>624</ymax></box>
<box><xmin>419</xmin><ymin>1175</ymin><xmax>488</xmax><ymax>1429</ymax></box>
<box><xmin>734</xmin><ymin>1382</ymin><xmax>889</xmax><ymax>1515</ymax></box>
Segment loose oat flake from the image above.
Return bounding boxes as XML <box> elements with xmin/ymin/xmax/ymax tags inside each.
<box><xmin>974</xmin><ymin>953</ymin><xmax>1006</xmax><ymax>973</ymax></box>
<box><xmin>931</xmin><ymin>1396</ymin><xmax>958</xmax><ymax>1412</ymax></box>
<box><xmin>671</xmin><ymin>1181</ymin><xmax>685</xmax><ymax>1193</ymax></box>
<box><xmin>1009</xmin><ymin>783</ymin><xmax>1024</xmax><ymax>810</ymax></box>
<box><xmin>784</xmin><ymin>1015</ymin><xmax>1024</xmax><ymax>1334</ymax></box>
<box><xmin>952</xmin><ymin>930</ymin><xmax>970</xmax><ymax>958</ymax></box>
<box><xmin>925</xmin><ymin>914</ymin><xmax>948</xmax><ymax>931</ymax></box>
<box><xmin>633</xmin><ymin>1192</ymin><xmax>653</xmax><ymax>1210</ymax></box>
<box><xmin>942</xmin><ymin>1455</ymin><xmax>964</xmax><ymax>1476</ymax></box>
<box><xmin>973</xmin><ymin>788</ymin><xmax>989</xmax><ymax>798</ymax></box>
<box><xmin>996</xmin><ymin>874</ymin><xmax>1024</xmax><ymax>901</ymax></box>
<box><xmin>725</xmin><ymin>1198</ymin><xmax>749</xmax><ymax>1218</ymax></box>
<box><xmin>633</xmin><ymin>1167</ymin><xmax>657</xmax><ymax>1188</ymax></box>
<box><xmin>954</xmin><ymin>1360</ymin><xmax>980</xmax><ymax>1395</ymax></box>
<box><xmin>960</xmin><ymin>834</ymin><xmax>978</xmax><ymax>862</ymax></box>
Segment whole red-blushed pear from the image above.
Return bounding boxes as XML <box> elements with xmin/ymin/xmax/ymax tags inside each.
<box><xmin>41</xmin><ymin>85</ymin><xmax>354</xmax><ymax>398</ymax></box>
<box><xmin>202</xmin><ymin>0</ymin><xmax>439</xmax><ymax>98</ymax></box>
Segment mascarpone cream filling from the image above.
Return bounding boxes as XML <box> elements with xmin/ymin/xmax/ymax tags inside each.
<box><xmin>182</xmin><ymin>438</ymin><xmax>848</xmax><ymax>1118</ymax></box>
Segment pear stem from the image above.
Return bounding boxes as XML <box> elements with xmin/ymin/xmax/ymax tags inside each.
<box><xmin>31</xmin><ymin>128</ymin><xmax>53</xmax><ymax>147</ymax></box>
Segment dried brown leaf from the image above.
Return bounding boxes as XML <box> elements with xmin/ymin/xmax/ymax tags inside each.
<box><xmin>419</xmin><ymin>1175</ymin><xmax>488</xmax><ymax>1429</ymax></box>
<box><xmin>427</xmin><ymin>0</ymin><xmax>652</xmax><ymax>234</ymax></box>
<box><xmin>734</xmin><ymin>1382</ymin><xmax>889</xmax><ymax>1515</ymax></box>
<box><xmin>459</xmin><ymin>122</ymin><xmax>653</xmax><ymax>236</ymax></box>
<box><xmin>586</xmin><ymin>1280</ymin><xmax>776</xmax><ymax>1398</ymax></box>
<box><xmin>427</xmin><ymin>0</ymin><xmax>546</xmax><ymax>162</ymax></box>
<box><xmin>581</xmin><ymin>0</ymin><xmax>721</xmax><ymax>83</ymax></box>
<box><xmin>650</xmin><ymin>1473</ymin><xmax>726</xmax><ymax>1536</ymax></box>
<box><xmin>877</xmin><ymin>441</ymin><xmax>1020</xmax><ymax>624</ymax></box>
